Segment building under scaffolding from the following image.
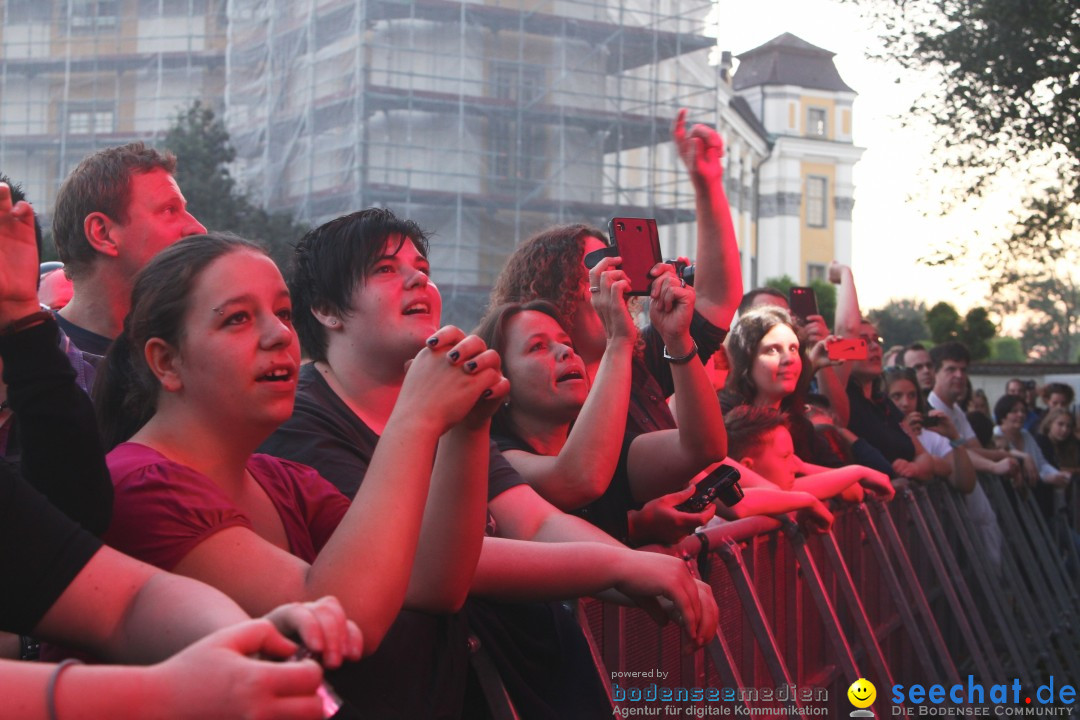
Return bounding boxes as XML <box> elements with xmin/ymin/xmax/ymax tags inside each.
<box><xmin>0</xmin><ymin>1</ymin><xmax>858</xmax><ymax>326</ymax></box>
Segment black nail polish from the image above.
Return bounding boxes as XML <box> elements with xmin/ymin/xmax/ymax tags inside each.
<box><xmin>482</xmin><ymin>388</ymin><xmax>493</xmax><ymax>399</ymax></box>
<box><xmin>465</xmin><ymin>360</ymin><xmax>478</xmax><ymax>372</ymax></box>
<box><xmin>448</xmin><ymin>350</ymin><xmax>460</xmax><ymax>362</ymax></box>
<box><xmin>426</xmin><ymin>336</ymin><xmax>439</xmax><ymax>347</ymax></box>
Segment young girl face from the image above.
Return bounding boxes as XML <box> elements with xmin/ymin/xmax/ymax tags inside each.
<box><xmin>887</xmin><ymin>378</ymin><xmax>920</xmax><ymax>416</ymax></box>
<box><xmin>170</xmin><ymin>249</ymin><xmax>300</xmax><ymax>432</ymax></box>
<box><xmin>503</xmin><ymin>310</ymin><xmax>589</xmax><ymax>421</ymax></box>
<box><xmin>750</xmin><ymin>323</ymin><xmax>801</xmax><ymax>406</ymax></box>
<box><xmin>1049</xmin><ymin>415</ymin><xmax>1074</xmax><ymax>443</ymax></box>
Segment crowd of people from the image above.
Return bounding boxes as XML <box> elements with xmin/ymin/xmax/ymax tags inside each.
<box><xmin>1</xmin><ymin>108</ymin><xmax>1077</xmax><ymax>719</ymax></box>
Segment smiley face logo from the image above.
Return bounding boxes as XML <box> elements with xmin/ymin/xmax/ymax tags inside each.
<box><xmin>847</xmin><ymin>678</ymin><xmax>876</xmax><ymax>709</ymax></box>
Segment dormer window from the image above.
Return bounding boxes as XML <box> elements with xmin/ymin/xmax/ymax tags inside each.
<box><xmin>807</xmin><ymin>107</ymin><xmax>827</xmax><ymax>138</ymax></box>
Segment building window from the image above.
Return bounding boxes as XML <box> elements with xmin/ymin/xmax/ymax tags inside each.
<box><xmin>69</xmin><ymin>0</ymin><xmax>119</xmax><ymax>30</ymax></box>
<box><xmin>806</xmin><ymin>176</ymin><xmax>827</xmax><ymax>228</ymax></box>
<box><xmin>807</xmin><ymin>263</ymin><xmax>826</xmax><ymax>283</ymax></box>
<box><xmin>68</xmin><ymin>109</ymin><xmax>114</xmax><ymax>134</ymax></box>
<box><xmin>807</xmin><ymin>107</ymin><xmax>827</xmax><ymax>138</ymax></box>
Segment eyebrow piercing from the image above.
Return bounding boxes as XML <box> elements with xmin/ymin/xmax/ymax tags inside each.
<box><xmin>212</xmin><ymin>307</ymin><xmax>225</xmax><ymax>315</ymax></box>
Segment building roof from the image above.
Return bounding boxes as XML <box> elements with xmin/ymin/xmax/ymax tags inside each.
<box><xmin>729</xmin><ymin>95</ymin><xmax>770</xmax><ymax>144</ymax></box>
<box><xmin>732</xmin><ymin>32</ymin><xmax>854</xmax><ymax>93</ymax></box>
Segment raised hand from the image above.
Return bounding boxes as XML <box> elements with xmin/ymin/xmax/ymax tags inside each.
<box><xmin>672</xmin><ymin>108</ymin><xmax>723</xmax><ymax>188</ymax></box>
<box><xmin>648</xmin><ymin>263</ymin><xmax>695</xmax><ymax>350</ymax></box>
<box><xmin>587</xmin><ymin>255</ymin><xmax>636</xmax><ymax>343</ymax></box>
<box><xmin>399</xmin><ymin>325</ymin><xmax>506</xmax><ymax>434</ymax></box>
<box><xmin>0</xmin><ymin>182</ymin><xmax>42</xmax><ymax>324</ymax></box>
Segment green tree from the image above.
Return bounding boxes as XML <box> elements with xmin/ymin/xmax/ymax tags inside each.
<box><xmin>846</xmin><ymin>0</ymin><xmax>1079</xmax><ymax>361</ymax></box>
<box><xmin>763</xmin><ymin>275</ymin><xmax>837</xmax><ymax>324</ymax></box>
<box><xmin>163</xmin><ymin>101</ymin><xmax>308</xmax><ymax>269</ymax></box>
<box><xmin>958</xmin><ymin>307</ymin><xmax>996</xmax><ymax>361</ymax></box>
<box><xmin>925</xmin><ymin>301</ymin><xmax>961</xmax><ymax>345</ymax></box>
<box><xmin>866</xmin><ymin>298</ymin><xmax>928</xmax><ymax>349</ymax></box>
<box><xmin>844</xmin><ymin>0</ymin><xmax>1079</xmax><ymax>204</ymax></box>
<box><xmin>988</xmin><ymin>337</ymin><xmax>1025</xmax><ymax>363</ymax></box>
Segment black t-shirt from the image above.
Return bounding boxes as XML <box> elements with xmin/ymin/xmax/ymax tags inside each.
<box><xmin>846</xmin><ymin>381</ymin><xmax>915</xmax><ymax>463</ymax></box>
<box><xmin>259</xmin><ymin>363</ymin><xmax>526</xmax><ymax>719</ymax></box>
<box><xmin>492</xmin><ymin>431</ymin><xmax>639</xmax><ymax>546</ymax></box>
<box><xmin>0</xmin><ymin>464</ymin><xmax>102</xmax><ymax>634</ymax></box>
<box><xmin>54</xmin><ymin>312</ymin><xmax>112</xmax><ymax>358</ymax></box>
<box><xmin>627</xmin><ymin>311</ymin><xmax>727</xmax><ymax>436</ymax></box>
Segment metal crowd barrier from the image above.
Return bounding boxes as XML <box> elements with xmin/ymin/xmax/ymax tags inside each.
<box><xmin>579</xmin><ymin>474</ymin><xmax>1080</xmax><ymax>717</ymax></box>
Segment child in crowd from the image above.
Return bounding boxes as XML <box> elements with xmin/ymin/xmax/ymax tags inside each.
<box><xmin>724</xmin><ymin>405</ymin><xmax>894</xmax><ymax>503</ymax></box>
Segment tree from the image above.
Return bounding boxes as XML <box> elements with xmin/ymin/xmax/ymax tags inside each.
<box><xmin>866</xmin><ymin>298</ymin><xmax>928</xmax><ymax>349</ymax></box>
<box><xmin>163</xmin><ymin>101</ymin><xmax>308</xmax><ymax>270</ymax></box>
<box><xmin>989</xmin><ymin>337</ymin><xmax>1025</xmax><ymax>363</ymax></box>
<box><xmin>958</xmin><ymin>307</ymin><xmax>996</xmax><ymax>362</ymax></box>
<box><xmin>925</xmin><ymin>301</ymin><xmax>961</xmax><ymax>345</ymax></box>
<box><xmin>845</xmin><ymin>0</ymin><xmax>1079</xmax><ymax>205</ymax></box>
<box><xmin>763</xmin><ymin>276</ymin><xmax>837</xmax><ymax>325</ymax></box>
<box><xmin>847</xmin><ymin>0</ymin><xmax>1079</xmax><ymax>362</ymax></box>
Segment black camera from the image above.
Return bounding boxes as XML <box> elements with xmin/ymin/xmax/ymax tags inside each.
<box><xmin>675</xmin><ymin>465</ymin><xmax>743</xmax><ymax>512</ymax></box>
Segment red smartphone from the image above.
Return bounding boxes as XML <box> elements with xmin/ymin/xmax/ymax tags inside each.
<box><xmin>607</xmin><ymin>217</ymin><xmax>661</xmax><ymax>296</ymax></box>
<box><xmin>788</xmin><ymin>286</ymin><xmax>819</xmax><ymax>323</ymax></box>
<box><xmin>827</xmin><ymin>337</ymin><xmax>868</xmax><ymax>361</ymax></box>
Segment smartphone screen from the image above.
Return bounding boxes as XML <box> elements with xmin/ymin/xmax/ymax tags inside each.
<box><xmin>788</xmin><ymin>286</ymin><xmax>819</xmax><ymax>323</ymax></box>
<box><xmin>607</xmin><ymin>218</ymin><xmax>661</xmax><ymax>296</ymax></box>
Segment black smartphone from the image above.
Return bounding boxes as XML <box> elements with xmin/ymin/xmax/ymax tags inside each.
<box><xmin>788</xmin><ymin>286</ymin><xmax>819</xmax><ymax>323</ymax></box>
<box><xmin>923</xmin><ymin>416</ymin><xmax>941</xmax><ymax>429</ymax></box>
<box><xmin>676</xmin><ymin>465</ymin><xmax>743</xmax><ymax>513</ymax></box>
<box><xmin>607</xmin><ymin>217</ymin><xmax>662</xmax><ymax>296</ymax></box>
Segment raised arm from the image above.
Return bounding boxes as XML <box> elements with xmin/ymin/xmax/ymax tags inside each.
<box><xmin>673</xmin><ymin>109</ymin><xmax>742</xmax><ymax>328</ymax></box>
<box><xmin>626</xmin><ymin>270</ymin><xmax>727</xmax><ymax>501</ymax></box>
<box><xmin>501</xmin><ymin>259</ymin><xmax>636</xmax><ymax>509</ymax></box>
<box><xmin>170</xmin><ymin>337</ymin><xmax>502</xmax><ymax>654</ymax></box>
<box><xmin>0</xmin><ymin>183</ymin><xmax>112</xmax><ymax>535</ymax></box>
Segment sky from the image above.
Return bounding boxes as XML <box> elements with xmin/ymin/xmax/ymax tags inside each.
<box><xmin>708</xmin><ymin>0</ymin><xmax>1017</xmax><ymax>315</ymax></box>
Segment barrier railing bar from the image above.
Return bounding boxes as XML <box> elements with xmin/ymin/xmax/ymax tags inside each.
<box><xmin>873</xmin><ymin>499</ymin><xmax>961</xmax><ymax>685</ymax></box>
<box><xmin>982</xmin><ymin>481</ymin><xmax>1076</xmax><ymax>635</ymax></box>
<box><xmin>854</xmin><ymin>503</ymin><xmax>940</xmax><ymax>681</ymax></box>
<box><xmin>912</xmin><ymin>486</ymin><xmax>1004</xmax><ymax>679</ymax></box>
<box><xmin>716</xmin><ymin>537</ymin><xmax>803</xmax><ymax>712</ymax></box>
<box><xmin>899</xmin><ymin>488</ymin><xmax>994</xmax><ymax>681</ymax></box>
<box><xmin>818</xmin><ymin>515</ymin><xmax>895</xmax><ymax>689</ymax></box>
<box><xmin>686</xmin><ymin>559</ymin><xmax>751</xmax><ymax>714</ymax></box>
<box><xmin>933</xmin><ymin>484</ymin><xmax>1036</xmax><ymax>686</ymax></box>
<box><xmin>1019</xmin><ymin>491</ymin><xmax>1080</xmax><ymax>617</ymax></box>
<box><xmin>575</xmin><ymin>600</ymin><xmax>616</xmax><ymax>705</ymax></box>
<box><xmin>979</xmin><ymin>478</ymin><xmax>1073</xmax><ymax>683</ymax></box>
<box><xmin>1011</xmin><ymin>491</ymin><xmax>1080</xmax><ymax>678</ymax></box>
<box><xmin>781</xmin><ymin>522</ymin><xmax>864</xmax><ymax>684</ymax></box>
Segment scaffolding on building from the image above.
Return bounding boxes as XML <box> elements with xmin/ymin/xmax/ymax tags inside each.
<box><xmin>1</xmin><ymin>0</ymin><xmax>729</xmax><ymax>325</ymax></box>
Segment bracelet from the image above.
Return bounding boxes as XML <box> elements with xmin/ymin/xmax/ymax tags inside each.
<box><xmin>0</xmin><ymin>310</ymin><xmax>53</xmax><ymax>336</ymax></box>
<box><xmin>663</xmin><ymin>341</ymin><xmax>698</xmax><ymax>365</ymax></box>
<box><xmin>46</xmin><ymin>658</ymin><xmax>82</xmax><ymax>720</ymax></box>
<box><xmin>949</xmin><ymin>437</ymin><xmax>965</xmax><ymax>449</ymax></box>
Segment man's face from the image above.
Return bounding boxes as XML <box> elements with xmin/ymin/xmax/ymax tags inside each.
<box><xmin>933</xmin><ymin>359</ymin><xmax>968</xmax><ymax>403</ymax></box>
<box><xmin>1006</xmin><ymin>380</ymin><xmax>1023</xmax><ymax>397</ymax></box>
<box><xmin>902</xmin><ymin>348</ymin><xmax>934</xmax><ymax>391</ymax></box>
<box><xmin>111</xmin><ymin>168</ymin><xmax>206</xmax><ymax>275</ymax></box>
